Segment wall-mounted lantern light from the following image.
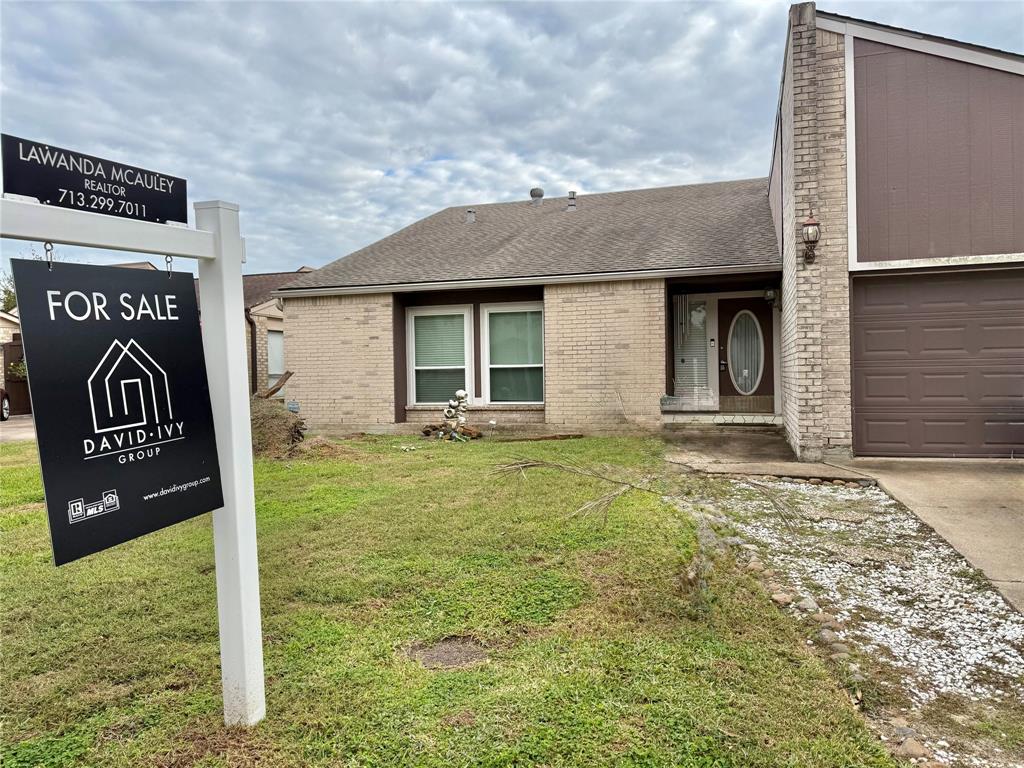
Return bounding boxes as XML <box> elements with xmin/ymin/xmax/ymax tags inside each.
<box><xmin>802</xmin><ymin>209</ymin><xmax>821</xmax><ymax>263</ymax></box>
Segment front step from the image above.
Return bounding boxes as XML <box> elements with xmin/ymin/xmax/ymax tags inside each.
<box><xmin>662</xmin><ymin>412</ymin><xmax>782</xmax><ymax>429</ymax></box>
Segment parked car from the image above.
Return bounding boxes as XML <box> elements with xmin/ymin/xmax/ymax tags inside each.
<box><xmin>1</xmin><ymin>387</ymin><xmax>9</xmax><ymax>421</ymax></box>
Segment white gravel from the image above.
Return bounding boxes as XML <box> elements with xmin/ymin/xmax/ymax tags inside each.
<box><xmin>721</xmin><ymin>480</ymin><xmax>1024</xmax><ymax>706</ymax></box>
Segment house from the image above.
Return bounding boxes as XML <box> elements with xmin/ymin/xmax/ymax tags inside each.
<box><xmin>103</xmin><ymin>260</ymin><xmax>314</xmax><ymax>395</ymax></box>
<box><xmin>240</xmin><ymin>268</ymin><xmax>312</xmax><ymax>394</ymax></box>
<box><xmin>276</xmin><ymin>2</ymin><xmax>1024</xmax><ymax>459</ymax></box>
<box><xmin>0</xmin><ymin>308</ymin><xmax>21</xmax><ymax>389</ymax></box>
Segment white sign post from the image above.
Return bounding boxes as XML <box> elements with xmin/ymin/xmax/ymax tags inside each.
<box><xmin>0</xmin><ymin>196</ymin><xmax>266</xmax><ymax>726</ymax></box>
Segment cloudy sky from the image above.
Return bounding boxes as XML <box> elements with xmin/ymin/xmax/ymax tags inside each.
<box><xmin>1</xmin><ymin>1</ymin><xmax>1021</xmax><ymax>275</ymax></box>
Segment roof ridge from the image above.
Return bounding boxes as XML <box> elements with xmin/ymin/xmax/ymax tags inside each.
<box><xmin>443</xmin><ymin>176</ymin><xmax>770</xmax><ymax>213</ymax></box>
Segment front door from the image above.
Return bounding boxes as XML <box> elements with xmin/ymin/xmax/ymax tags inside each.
<box><xmin>717</xmin><ymin>297</ymin><xmax>774</xmax><ymax>413</ymax></box>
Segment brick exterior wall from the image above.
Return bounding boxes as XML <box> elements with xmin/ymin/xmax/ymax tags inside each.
<box><xmin>543</xmin><ymin>279</ymin><xmax>665</xmax><ymax>431</ymax></box>
<box><xmin>405</xmin><ymin>405</ymin><xmax>545</xmax><ymax>427</ymax></box>
<box><xmin>283</xmin><ymin>293</ymin><xmax>395</xmax><ymax>432</ymax></box>
<box><xmin>777</xmin><ymin>2</ymin><xmax>852</xmax><ymax>460</ymax></box>
<box><xmin>252</xmin><ymin>315</ymin><xmax>270</xmax><ymax>392</ymax></box>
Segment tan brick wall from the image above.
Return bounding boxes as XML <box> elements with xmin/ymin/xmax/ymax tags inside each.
<box><xmin>252</xmin><ymin>315</ymin><xmax>269</xmax><ymax>391</ymax></box>
<box><xmin>405</xmin><ymin>405</ymin><xmax>545</xmax><ymax>426</ymax></box>
<box><xmin>283</xmin><ymin>293</ymin><xmax>395</xmax><ymax>431</ymax></box>
<box><xmin>543</xmin><ymin>279</ymin><xmax>665</xmax><ymax>430</ymax></box>
<box><xmin>778</xmin><ymin>3</ymin><xmax>852</xmax><ymax>460</ymax></box>
<box><xmin>816</xmin><ymin>27</ymin><xmax>853</xmax><ymax>454</ymax></box>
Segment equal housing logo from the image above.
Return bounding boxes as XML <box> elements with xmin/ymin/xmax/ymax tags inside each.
<box><xmin>83</xmin><ymin>338</ymin><xmax>185</xmax><ymax>463</ymax></box>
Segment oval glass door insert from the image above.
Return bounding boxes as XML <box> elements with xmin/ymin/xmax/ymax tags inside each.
<box><xmin>727</xmin><ymin>310</ymin><xmax>764</xmax><ymax>395</ymax></box>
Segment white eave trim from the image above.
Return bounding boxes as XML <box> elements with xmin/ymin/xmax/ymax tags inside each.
<box><xmin>817</xmin><ymin>16</ymin><xmax>1024</xmax><ymax>75</ymax></box>
<box><xmin>273</xmin><ymin>263</ymin><xmax>783</xmax><ymax>298</ymax></box>
<box><xmin>850</xmin><ymin>253</ymin><xmax>1024</xmax><ymax>272</ymax></box>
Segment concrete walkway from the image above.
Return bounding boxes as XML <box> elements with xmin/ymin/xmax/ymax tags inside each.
<box><xmin>0</xmin><ymin>415</ymin><xmax>35</xmax><ymax>443</ymax></box>
<box><xmin>666</xmin><ymin>429</ymin><xmax>866</xmax><ymax>482</ymax></box>
<box><xmin>834</xmin><ymin>458</ymin><xmax>1024</xmax><ymax>612</ymax></box>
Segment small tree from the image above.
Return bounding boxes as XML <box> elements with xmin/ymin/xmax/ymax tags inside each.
<box><xmin>0</xmin><ymin>271</ymin><xmax>14</xmax><ymax>312</ymax></box>
<box><xmin>2</xmin><ymin>243</ymin><xmax>68</xmax><ymax>310</ymax></box>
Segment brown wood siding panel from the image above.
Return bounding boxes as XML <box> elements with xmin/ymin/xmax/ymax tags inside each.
<box><xmin>851</xmin><ymin>268</ymin><xmax>1024</xmax><ymax>457</ymax></box>
<box><xmin>855</xmin><ymin>39</ymin><xmax>1024</xmax><ymax>263</ymax></box>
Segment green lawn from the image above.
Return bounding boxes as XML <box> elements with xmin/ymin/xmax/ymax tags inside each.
<box><xmin>1</xmin><ymin>436</ymin><xmax>895</xmax><ymax>767</ymax></box>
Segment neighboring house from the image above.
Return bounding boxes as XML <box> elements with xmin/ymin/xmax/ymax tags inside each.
<box><xmin>0</xmin><ymin>308</ymin><xmax>20</xmax><ymax>390</ymax></box>
<box><xmin>196</xmin><ymin>267</ymin><xmax>314</xmax><ymax>395</ymax></box>
<box><xmin>277</xmin><ymin>2</ymin><xmax>1023</xmax><ymax>459</ymax></box>
<box><xmin>3</xmin><ymin>260</ymin><xmax>312</xmax><ymax>401</ymax></box>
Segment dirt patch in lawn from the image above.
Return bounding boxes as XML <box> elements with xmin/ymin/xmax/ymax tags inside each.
<box><xmin>285</xmin><ymin>436</ymin><xmax>360</xmax><ymax>460</ymax></box>
<box><xmin>408</xmin><ymin>636</ymin><xmax>488</xmax><ymax>669</ymax></box>
<box><xmin>154</xmin><ymin>725</ymin><xmax>291</xmax><ymax>768</ymax></box>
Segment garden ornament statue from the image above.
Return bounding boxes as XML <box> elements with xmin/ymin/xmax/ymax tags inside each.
<box><xmin>438</xmin><ymin>389</ymin><xmax>471</xmax><ymax>441</ymax></box>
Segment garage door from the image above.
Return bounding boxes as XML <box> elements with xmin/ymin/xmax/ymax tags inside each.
<box><xmin>852</xmin><ymin>269</ymin><xmax>1024</xmax><ymax>457</ymax></box>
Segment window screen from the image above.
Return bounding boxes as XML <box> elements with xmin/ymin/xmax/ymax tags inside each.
<box><xmin>412</xmin><ymin>312</ymin><xmax>467</xmax><ymax>402</ymax></box>
<box><xmin>267</xmin><ymin>330</ymin><xmax>284</xmax><ymax>390</ymax></box>
<box><xmin>486</xmin><ymin>309</ymin><xmax>543</xmax><ymax>402</ymax></box>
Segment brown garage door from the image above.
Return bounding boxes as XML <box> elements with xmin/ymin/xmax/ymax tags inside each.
<box><xmin>852</xmin><ymin>269</ymin><xmax>1024</xmax><ymax>457</ymax></box>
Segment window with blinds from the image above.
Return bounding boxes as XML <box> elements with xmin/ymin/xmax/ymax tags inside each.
<box><xmin>674</xmin><ymin>297</ymin><xmax>710</xmax><ymax>399</ymax></box>
<box><xmin>267</xmin><ymin>329</ymin><xmax>284</xmax><ymax>393</ymax></box>
<box><xmin>409</xmin><ymin>308</ymin><xmax>470</xmax><ymax>403</ymax></box>
<box><xmin>484</xmin><ymin>304</ymin><xmax>543</xmax><ymax>403</ymax></box>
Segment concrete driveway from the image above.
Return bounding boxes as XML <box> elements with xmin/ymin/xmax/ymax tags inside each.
<box><xmin>1</xmin><ymin>414</ymin><xmax>35</xmax><ymax>443</ymax></box>
<box><xmin>840</xmin><ymin>458</ymin><xmax>1024</xmax><ymax>611</ymax></box>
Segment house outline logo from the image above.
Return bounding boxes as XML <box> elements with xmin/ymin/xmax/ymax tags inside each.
<box><xmin>87</xmin><ymin>339</ymin><xmax>172</xmax><ymax>433</ymax></box>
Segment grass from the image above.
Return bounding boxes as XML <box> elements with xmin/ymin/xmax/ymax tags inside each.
<box><xmin>0</xmin><ymin>436</ymin><xmax>896</xmax><ymax>767</ymax></box>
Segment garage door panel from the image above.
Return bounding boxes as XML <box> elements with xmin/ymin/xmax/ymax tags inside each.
<box><xmin>855</xmin><ymin>318</ymin><xmax>1023</xmax><ymax>359</ymax></box>
<box><xmin>856</xmin><ymin>366</ymin><xmax>1023</xmax><ymax>408</ymax></box>
<box><xmin>920</xmin><ymin>372</ymin><xmax>969</xmax><ymax>401</ymax></box>
<box><xmin>853</xmin><ymin>271</ymin><xmax>1024</xmax><ymax>315</ymax></box>
<box><xmin>858</xmin><ymin>414</ymin><xmax>1024</xmax><ymax>457</ymax></box>
<box><xmin>982</xmin><ymin>323</ymin><xmax>1024</xmax><ymax>354</ymax></box>
<box><xmin>853</xmin><ymin>269</ymin><xmax>1024</xmax><ymax>457</ymax></box>
<box><xmin>981</xmin><ymin>372</ymin><xmax>1024</xmax><ymax>401</ymax></box>
<box><xmin>984</xmin><ymin>419</ymin><xmax>1024</xmax><ymax>446</ymax></box>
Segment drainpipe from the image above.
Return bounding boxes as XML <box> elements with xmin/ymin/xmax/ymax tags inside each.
<box><xmin>244</xmin><ymin>308</ymin><xmax>258</xmax><ymax>395</ymax></box>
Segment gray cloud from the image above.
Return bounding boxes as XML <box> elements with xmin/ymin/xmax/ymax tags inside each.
<box><xmin>2</xmin><ymin>1</ymin><xmax>1021</xmax><ymax>275</ymax></box>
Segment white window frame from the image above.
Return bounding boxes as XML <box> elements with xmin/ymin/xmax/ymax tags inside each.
<box><xmin>481</xmin><ymin>301</ymin><xmax>544</xmax><ymax>405</ymax></box>
<box><xmin>266</xmin><ymin>329</ymin><xmax>285</xmax><ymax>394</ymax></box>
<box><xmin>406</xmin><ymin>304</ymin><xmax>474</xmax><ymax>405</ymax></box>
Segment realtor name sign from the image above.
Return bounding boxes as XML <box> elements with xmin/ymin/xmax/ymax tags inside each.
<box><xmin>12</xmin><ymin>260</ymin><xmax>224</xmax><ymax>565</ymax></box>
<box><xmin>2</xmin><ymin>134</ymin><xmax>187</xmax><ymax>224</ymax></box>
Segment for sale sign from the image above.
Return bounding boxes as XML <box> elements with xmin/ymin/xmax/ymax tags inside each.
<box><xmin>12</xmin><ymin>260</ymin><xmax>223</xmax><ymax>564</ymax></box>
<box><xmin>1</xmin><ymin>134</ymin><xmax>187</xmax><ymax>224</ymax></box>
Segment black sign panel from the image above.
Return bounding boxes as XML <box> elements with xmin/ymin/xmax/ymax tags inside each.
<box><xmin>1</xmin><ymin>134</ymin><xmax>187</xmax><ymax>224</ymax></box>
<box><xmin>12</xmin><ymin>260</ymin><xmax>223</xmax><ymax>565</ymax></box>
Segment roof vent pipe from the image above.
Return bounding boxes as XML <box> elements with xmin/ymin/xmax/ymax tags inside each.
<box><xmin>566</xmin><ymin>190</ymin><xmax>576</xmax><ymax>211</ymax></box>
<box><xmin>530</xmin><ymin>187</ymin><xmax>544</xmax><ymax>206</ymax></box>
<box><xmin>465</xmin><ymin>209</ymin><xmax>475</xmax><ymax>223</ymax></box>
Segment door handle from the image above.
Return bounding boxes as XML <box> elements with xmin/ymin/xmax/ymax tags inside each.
<box><xmin>719</xmin><ymin>361</ymin><xmax>727</xmax><ymax>371</ymax></box>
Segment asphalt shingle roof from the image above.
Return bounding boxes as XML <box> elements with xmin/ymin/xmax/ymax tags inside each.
<box><xmin>280</xmin><ymin>177</ymin><xmax>780</xmax><ymax>292</ymax></box>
